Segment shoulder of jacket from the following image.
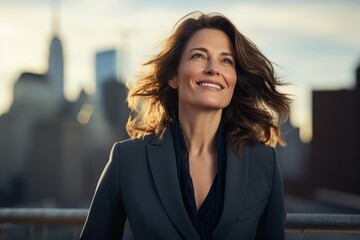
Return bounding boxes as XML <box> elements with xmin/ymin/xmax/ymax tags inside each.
<box><xmin>246</xmin><ymin>144</ymin><xmax>274</xmax><ymax>156</ymax></box>
<box><xmin>113</xmin><ymin>134</ymin><xmax>155</xmax><ymax>150</ymax></box>
<box><xmin>121</xmin><ymin>134</ymin><xmax>154</xmax><ymax>143</ymax></box>
<box><xmin>245</xmin><ymin>144</ymin><xmax>277</xmax><ymax>171</ymax></box>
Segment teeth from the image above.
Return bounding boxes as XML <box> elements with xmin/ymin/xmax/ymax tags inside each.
<box><xmin>199</xmin><ymin>82</ymin><xmax>221</xmax><ymax>89</ymax></box>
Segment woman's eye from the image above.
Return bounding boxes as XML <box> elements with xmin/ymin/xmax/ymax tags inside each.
<box><xmin>191</xmin><ymin>53</ymin><xmax>206</xmax><ymax>59</ymax></box>
<box><xmin>223</xmin><ymin>58</ymin><xmax>234</xmax><ymax>65</ymax></box>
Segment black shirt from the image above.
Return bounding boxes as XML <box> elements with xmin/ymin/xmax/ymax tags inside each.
<box><xmin>171</xmin><ymin>122</ymin><xmax>227</xmax><ymax>240</ymax></box>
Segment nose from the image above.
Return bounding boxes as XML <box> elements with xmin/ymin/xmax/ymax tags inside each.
<box><xmin>204</xmin><ymin>60</ymin><xmax>220</xmax><ymax>75</ymax></box>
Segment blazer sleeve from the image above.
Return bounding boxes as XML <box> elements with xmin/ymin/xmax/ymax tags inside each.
<box><xmin>256</xmin><ymin>148</ymin><xmax>286</xmax><ymax>240</ymax></box>
<box><xmin>80</xmin><ymin>143</ymin><xmax>127</xmax><ymax>240</ymax></box>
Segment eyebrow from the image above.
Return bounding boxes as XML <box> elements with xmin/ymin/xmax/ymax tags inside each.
<box><xmin>189</xmin><ymin>47</ymin><xmax>234</xmax><ymax>58</ymax></box>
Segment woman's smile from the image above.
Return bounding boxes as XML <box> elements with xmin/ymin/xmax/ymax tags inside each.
<box><xmin>196</xmin><ymin>80</ymin><xmax>224</xmax><ymax>90</ymax></box>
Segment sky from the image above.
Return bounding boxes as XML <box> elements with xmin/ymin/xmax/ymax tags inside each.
<box><xmin>0</xmin><ymin>0</ymin><xmax>359</xmax><ymax>142</ymax></box>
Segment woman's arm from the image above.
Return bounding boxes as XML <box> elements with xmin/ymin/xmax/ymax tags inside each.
<box><xmin>256</xmin><ymin>148</ymin><xmax>286</xmax><ymax>240</ymax></box>
<box><xmin>80</xmin><ymin>143</ymin><xmax>127</xmax><ymax>239</ymax></box>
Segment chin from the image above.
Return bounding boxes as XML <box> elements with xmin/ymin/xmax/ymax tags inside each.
<box><xmin>198</xmin><ymin>103</ymin><xmax>228</xmax><ymax>110</ymax></box>
<box><xmin>199</xmin><ymin>99</ymin><xmax>230</xmax><ymax>109</ymax></box>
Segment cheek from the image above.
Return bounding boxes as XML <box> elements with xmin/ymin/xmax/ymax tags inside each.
<box><xmin>225</xmin><ymin>70</ymin><xmax>237</xmax><ymax>89</ymax></box>
<box><xmin>180</xmin><ymin>63</ymin><xmax>203</xmax><ymax>81</ymax></box>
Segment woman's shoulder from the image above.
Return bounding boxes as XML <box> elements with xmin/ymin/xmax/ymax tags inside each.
<box><xmin>245</xmin><ymin>143</ymin><xmax>275</xmax><ymax>158</ymax></box>
<box><xmin>113</xmin><ymin>133</ymin><xmax>156</xmax><ymax>152</ymax></box>
<box><xmin>108</xmin><ymin>134</ymin><xmax>156</xmax><ymax>169</ymax></box>
<box><xmin>245</xmin><ymin>143</ymin><xmax>278</xmax><ymax>170</ymax></box>
<box><xmin>244</xmin><ymin>144</ymin><xmax>280</xmax><ymax>187</ymax></box>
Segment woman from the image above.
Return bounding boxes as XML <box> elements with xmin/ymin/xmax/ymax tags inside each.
<box><xmin>80</xmin><ymin>12</ymin><xmax>290</xmax><ymax>240</ymax></box>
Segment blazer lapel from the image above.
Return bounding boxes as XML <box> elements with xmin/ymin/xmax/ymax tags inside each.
<box><xmin>146</xmin><ymin>129</ymin><xmax>200</xmax><ymax>240</ymax></box>
<box><xmin>211</xmin><ymin>146</ymin><xmax>249</xmax><ymax>239</ymax></box>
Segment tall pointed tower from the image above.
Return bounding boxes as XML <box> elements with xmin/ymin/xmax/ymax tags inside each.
<box><xmin>47</xmin><ymin>4</ymin><xmax>64</xmax><ymax>103</ymax></box>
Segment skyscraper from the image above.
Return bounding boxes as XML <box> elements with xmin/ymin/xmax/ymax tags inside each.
<box><xmin>95</xmin><ymin>50</ymin><xmax>117</xmax><ymax>106</ymax></box>
<box><xmin>47</xmin><ymin>35</ymin><xmax>64</xmax><ymax>104</ymax></box>
<box><xmin>46</xmin><ymin>1</ymin><xmax>64</xmax><ymax>104</ymax></box>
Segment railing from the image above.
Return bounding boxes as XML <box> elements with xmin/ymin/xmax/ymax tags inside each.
<box><xmin>0</xmin><ymin>208</ymin><xmax>85</xmax><ymax>240</ymax></box>
<box><xmin>0</xmin><ymin>208</ymin><xmax>359</xmax><ymax>239</ymax></box>
<box><xmin>286</xmin><ymin>213</ymin><xmax>360</xmax><ymax>233</ymax></box>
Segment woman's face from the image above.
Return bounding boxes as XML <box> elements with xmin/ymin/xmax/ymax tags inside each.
<box><xmin>169</xmin><ymin>28</ymin><xmax>237</xmax><ymax>112</ymax></box>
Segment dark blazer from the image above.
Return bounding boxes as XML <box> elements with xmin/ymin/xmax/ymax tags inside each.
<box><xmin>80</xmin><ymin>129</ymin><xmax>285</xmax><ymax>240</ymax></box>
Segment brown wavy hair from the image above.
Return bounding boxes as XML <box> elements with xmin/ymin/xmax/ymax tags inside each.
<box><xmin>126</xmin><ymin>12</ymin><xmax>291</xmax><ymax>154</ymax></box>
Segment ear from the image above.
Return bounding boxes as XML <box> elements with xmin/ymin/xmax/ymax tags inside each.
<box><xmin>168</xmin><ymin>77</ymin><xmax>178</xmax><ymax>89</ymax></box>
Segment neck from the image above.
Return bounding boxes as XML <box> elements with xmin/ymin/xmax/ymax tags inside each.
<box><xmin>178</xmin><ymin>108</ymin><xmax>222</xmax><ymax>156</ymax></box>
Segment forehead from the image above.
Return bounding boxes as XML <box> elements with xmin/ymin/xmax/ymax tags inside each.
<box><xmin>183</xmin><ymin>28</ymin><xmax>234</xmax><ymax>53</ymax></box>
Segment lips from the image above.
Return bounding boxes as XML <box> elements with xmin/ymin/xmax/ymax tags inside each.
<box><xmin>196</xmin><ymin>80</ymin><xmax>224</xmax><ymax>89</ymax></box>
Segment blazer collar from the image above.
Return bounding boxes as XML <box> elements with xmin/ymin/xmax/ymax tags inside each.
<box><xmin>146</xmin><ymin>128</ymin><xmax>249</xmax><ymax>240</ymax></box>
<box><xmin>146</xmin><ymin>129</ymin><xmax>200</xmax><ymax>240</ymax></box>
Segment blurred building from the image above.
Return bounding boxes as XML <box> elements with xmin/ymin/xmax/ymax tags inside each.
<box><xmin>0</xmin><ymin>25</ymin><xmax>129</xmax><ymax>207</ymax></box>
<box><xmin>102</xmin><ymin>77</ymin><xmax>129</xmax><ymax>139</ymax></box>
<box><xmin>277</xmin><ymin>120</ymin><xmax>310</xmax><ymax>180</ymax></box>
<box><xmin>92</xmin><ymin>49</ymin><xmax>129</xmax><ymax>143</ymax></box>
<box><xmin>0</xmin><ymin>30</ymin><xmax>65</xmax><ymax>190</ymax></box>
<box><xmin>276</xmin><ymin>119</ymin><xmax>311</xmax><ymax>199</ymax></box>
<box><xmin>95</xmin><ymin>50</ymin><xmax>117</xmax><ymax>106</ymax></box>
<box><xmin>311</xmin><ymin>65</ymin><xmax>360</xmax><ymax>196</ymax></box>
<box><xmin>47</xmin><ymin>35</ymin><xmax>64</xmax><ymax>105</ymax></box>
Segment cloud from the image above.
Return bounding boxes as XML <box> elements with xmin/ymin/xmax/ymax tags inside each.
<box><xmin>223</xmin><ymin>2</ymin><xmax>359</xmax><ymax>46</ymax></box>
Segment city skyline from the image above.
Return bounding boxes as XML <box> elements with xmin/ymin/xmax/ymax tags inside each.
<box><xmin>1</xmin><ymin>0</ymin><xmax>360</xmax><ymax>142</ymax></box>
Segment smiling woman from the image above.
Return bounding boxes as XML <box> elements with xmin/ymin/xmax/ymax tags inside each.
<box><xmin>168</xmin><ymin>28</ymin><xmax>237</xmax><ymax>114</ymax></box>
<box><xmin>127</xmin><ymin>12</ymin><xmax>290</xmax><ymax>152</ymax></box>
<box><xmin>81</xmin><ymin>11</ymin><xmax>291</xmax><ymax>240</ymax></box>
